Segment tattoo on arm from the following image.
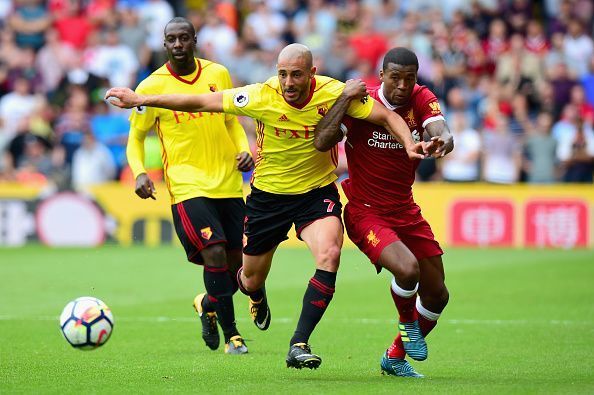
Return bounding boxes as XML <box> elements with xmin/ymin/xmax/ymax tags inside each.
<box><xmin>314</xmin><ymin>95</ymin><xmax>351</xmax><ymax>152</ymax></box>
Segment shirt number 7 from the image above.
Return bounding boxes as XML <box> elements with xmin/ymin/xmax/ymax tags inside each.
<box><xmin>323</xmin><ymin>199</ymin><xmax>335</xmax><ymax>213</ymax></box>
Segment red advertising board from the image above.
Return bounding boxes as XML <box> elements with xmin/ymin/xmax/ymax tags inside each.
<box><xmin>450</xmin><ymin>200</ymin><xmax>514</xmax><ymax>247</ymax></box>
<box><xmin>525</xmin><ymin>200</ymin><xmax>589</xmax><ymax>248</ymax></box>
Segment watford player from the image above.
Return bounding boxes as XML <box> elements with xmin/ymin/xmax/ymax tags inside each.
<box><xmin>126</xmin><ymin>17</ymin><xmax>253</xmax><ymax>355</ymax></box>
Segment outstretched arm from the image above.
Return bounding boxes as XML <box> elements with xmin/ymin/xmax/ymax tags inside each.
<box><xmin>105</xmin><ymin>87</ymin><xmax>224</xmax><ymax>113</ymax></box>
<box><xmin>314</xmin><ymin>79</ymin><xmax>368</xmax><ymax>152</ymax></box>
<box><xmin>425</xmin><ymin>120</ymin><xmax>454</xmax><ymax>158</ymax></box>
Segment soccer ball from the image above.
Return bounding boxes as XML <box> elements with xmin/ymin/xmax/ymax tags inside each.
<box><xmin>59</xmin><ymin>296</ymin><xmax>114</xmax><ymax>350</ymax></box>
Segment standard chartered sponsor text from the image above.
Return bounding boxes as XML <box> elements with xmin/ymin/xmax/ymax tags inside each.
<box><xmin>368</xmin><ymin>130</ymin><xmax>402</xmax><ymax>149</ymax></box>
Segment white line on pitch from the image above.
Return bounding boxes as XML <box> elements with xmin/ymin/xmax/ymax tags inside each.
<box><xmin>0</xmin><ymin>315</ymin><xmax>587</xmax><ymax>326</ymax></box>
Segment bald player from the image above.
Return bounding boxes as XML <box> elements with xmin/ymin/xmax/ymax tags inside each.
<box><xmin>106</xmin><ymin>43</ymin><xmax>427</xmax><ymax>369</ymax></box>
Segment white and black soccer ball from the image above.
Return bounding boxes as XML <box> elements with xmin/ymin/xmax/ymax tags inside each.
<box><xmin>59</xmin><ymin>297</ymin><xmax>114</xmax><ymax>350</ymax></box>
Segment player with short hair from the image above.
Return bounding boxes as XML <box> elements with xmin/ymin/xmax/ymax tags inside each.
<box><xmin>315</xmin><ymin>47</ymin><xmax>454</xmax><ymax>377</ymax></box>
<box><xmin>126</xmin><ymin>17</ymin><xmax>253</xmax><ymax>354</ymax></box>
<box><xmin>107</xmin><ymin>43</ymin><xmax>427</xmax><ymax>369</ymax></box>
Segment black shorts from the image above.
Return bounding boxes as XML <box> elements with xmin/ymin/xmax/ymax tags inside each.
<box><xmin>171</xmin><ymin>197</ymin><xmax>244</xmax><ymax>264</ymax></box>
<box><xmin>243</xmin><ymin>183</ymin><xmax>342</xmax><ymax>255</ymax></box>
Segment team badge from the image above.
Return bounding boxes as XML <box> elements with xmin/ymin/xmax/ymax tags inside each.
<box><xmin>360</xmin><ymin>94</ymin><xmax>369</xmax><ymax>104</ymax></box>
<box><xmin>134</xmin><ymin>105</ymin><xmax>146</xmax><ymax>114</ymax></box>
<box><xmin>366</xmin><ymin>230</ymin><xmax>380</xmax><ymax>247</ymax></box>
<box><xmin>209</xmin><ymin>84</ymin><xmax>217</xmax><ymax>92</ymax></box>
<box><xmin>200</xmin><ymin>227</ymin><xmax>213</xmax><ymax>240</ymax></box>
<box><xmin>404</xmin><ymin>108</ymin><xmax>415</xmax><ymax>127</ymax></box>
<box><xmin>233</xmin><ymin>92</ymin><xmax>249</xmax><ymax>107</ymax></box>
<box><xmin>429</xmin><ymin>101</ymin><xmax>441</xmax><ymax>114</ymax></box>
<box><xmin>316</xmin><ymin>103</ymin><xmax>328</xmax><ymax>116</ymax></box>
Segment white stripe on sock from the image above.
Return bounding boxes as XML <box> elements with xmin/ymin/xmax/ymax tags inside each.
<box><xmin>390</xmin><ymin>277</ymin><xmax>418</xmax><ymax>298</ymax></box>
<box><xmin>416</xmin><ymin>298</ymin><xmax>440</xmax><ymax>321</ymax></box>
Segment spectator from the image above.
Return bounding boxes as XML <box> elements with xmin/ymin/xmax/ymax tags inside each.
<box><xmin>547</xmin><ymin>0</ymin><xmax>573</xmax><ymax>36</ymax></box>
<box><xmin>54</xmin><ymin>86</ymin><xmax>91</xmax><ymax>164</ymax></box>
<box><xmin>545</xmin><ymin>32</ymin><xmax>569</xmax><ymax>70</ymax></box>
<box><xmin>549</xmin><ymin>62</ymin><xmax>577</xmax><ymax>120</ymax></box>
<box><xmin>442</xmin><ymin>112</ymin><xmax>481</xmax><ymax>182</ymax></box>
<box><xmin>7</xmin><ymin>47</ymin><xmax>44</xmax><ymax>93</ymax></box>
<box><xmin>524</xmin><ymin>20</ymin><xmax>549</xmax><ymax>56</ymax></box>
<box><xmin>569</xmin><ymin>85</ymin><xmax>594</xmax><ymax>123</ymax></box>
<box><xmin>348</xmin><ymin>10</ymin><xmax>388</xmax><ymax>72</ymax></box>
<box><xmin>138</xmin><ymin>0</ymin><xmax>174</xmax><ymax>69</ymax></box>
<box><xmin>90</xmin><ymin>100</ymin><xmax>129</xmax><ymax>175</ymax></box>
<box><xmin>8</xmin><ymin>0</ymin><xmax>51</xmax><ymax>51</ymax></box>
<box><xmin>36</xmin><ymin>28</ymin><xmax>77</xmax><ymax>94</ymax></box>
<box><xmin>117</xmin><ymin>5</ymin><xmax>150</xmax><ymax>76</ymax></box>
<box><xmin>292</xmin><ymin>0</ymin><xmax>337</xmax><ymax>53</ymax></box>
<box><xmin>582</xmin><ymin>55</ymin><xmax>594</xmax><ymax>106</ymax></box>
<box><xmin>0</xmin><ymin>28</ymin><xmax>22</xmax><ymax>70</ymax></box>
<box><xmin>557</xmin><ymin>116</ymin><xmax>594</xmax><ymax>182</ymax></box>
<box><xmin>0</xmin><ymin>77</ymin><xmax>38</xmax><ymax>146</ymax></box>
<box><xmin>482</xmin><ymin>18</ymin><xmax>508</xmax><ymax>75</ymax></box>
<box><xmin>71</xmin><ymin>131</ymin><xmax>116</xmax><ymax>191</ymax></box>
<box><xmin>481</xmin><ymin>116</ymin><xmax>522</xmax><ymax>184</ymax></box>
<box><xmin>14</xmin><ymin>133</ymin><xmax>55</xmax><ymax>184</ymax></box>
<box><xmin>91</xmin><ymin>29</ymin><xmax>139</xmax><ymax>88</ymax></box>
<box><xmin>563</xmin><ymin>20</ymin><xmax>594</xmax><ymax>78</ymax></box>
<box><xmin>196</xmin><ymin>12</ymin><xmax>238</xmax><ymax>65</ymax></box>
<box><xmin>524</xmin><ymin>112</ymin><xmax>558</xmax><ymax>183</ymax></box>
<box><xmin>496</xmin><ymin>33</ymin><xmax>543</xmax><ymax>97</ymax></box>
<box><xmin>53</xmin><ymin>0</ymin><xmax>94</xmax><ymax>50</ymax></box>
<box><xmin>242</xmin><ymin>0</ymin><xmax>287</xmax><ymax>51</ymax></box>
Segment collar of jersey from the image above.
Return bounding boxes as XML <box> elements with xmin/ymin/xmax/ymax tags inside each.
<box><xmin>285</xmin><ymin>77</ymin><xmax>316</xmax><ymax>109</ymax></box>
<box><xmin>166</xmin><ymin>58</ymin><xmax>202</xmax><ymax>85</ymax></box>
<box><xmin>377</xmin><ymin>82</ymin><xmax>398</xmax><ymax>111</ymax></box>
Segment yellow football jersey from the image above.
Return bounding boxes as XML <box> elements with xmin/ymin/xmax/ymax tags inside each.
<box><xmin>222</xmin><ymin>75</ymin><xmax>373</xmax><ymax>194</ymax></box>
<box><xmin>127</xmin><ymin>58</ymin><xmax>250</xmax><ymax>204</ymax></box>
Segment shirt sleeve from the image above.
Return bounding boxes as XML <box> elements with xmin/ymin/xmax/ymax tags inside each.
<box><xmin>126</xmin><ymin>81</ymin><xmax>158</xmax><ymax>178</ymax></box>
<box><xmin>345</xmin><ymin>93</ymin><xmax>374</xmax><ymax>120</ymax></box>
<box><xmin>415</xmin><ymin>87</ymin><xmax>445</xmax><ymax>128</ymax></box>
<box><xmin>221</xmin><ymin>83</ymin><xmax>264</xmax><ymax>120</ymax></box>
<box><xmin>219</xmin><ymin>67</ymin><xmax>251</xmax><ymax>153</ymax></box>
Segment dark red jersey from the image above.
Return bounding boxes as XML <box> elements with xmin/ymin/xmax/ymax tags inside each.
<box><xmin>342</xmin><ymin>84</ymin><xmax>444</xmax><ymax>210</ymax></box>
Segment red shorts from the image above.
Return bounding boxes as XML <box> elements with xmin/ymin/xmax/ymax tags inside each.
<box><xmin>343</xmin><ymin>202</ymin><xmax>443</xmax><ymax>271</ymax></box>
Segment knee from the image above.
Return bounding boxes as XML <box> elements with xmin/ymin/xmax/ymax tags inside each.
<box><xmin>201</xmin><ymin>244</ymin><xmax>227</xmax><ymax>268</ymax></box>
<box><xmin>399</xmin><ymin>256</ymin><xmax>419</xmax><ymax>284</ymax></box>
<box><xmin>242</xmin><ymin>268</ymin><xmax>265</xmax><ymax>292</ymax></box>
<box><xmin>386</xmin><ymin>256</ymin><xmax>419</xmax><ymax>288</ymax></box>
<box><xmin>316</xmin><ymin>245</ymin><xmax>341</xmax><ymax>271</ymax></box>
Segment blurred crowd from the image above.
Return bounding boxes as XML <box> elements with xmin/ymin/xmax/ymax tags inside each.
<box><xmin>1</xmin><ymin>0</ymin><xmax>594</xmax><ymax>192</ymax></box>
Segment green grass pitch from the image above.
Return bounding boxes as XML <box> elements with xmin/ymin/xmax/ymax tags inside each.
<box><xmin>1</xmin><ymin>246</ymin><xmax>593</xmax><ymax>394</ymax></box>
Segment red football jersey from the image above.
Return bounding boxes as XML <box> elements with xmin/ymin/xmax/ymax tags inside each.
<box><xmin>342</xmin><ymin>84</ymin><xmax>444</xmax><ymax>210</ymax></box>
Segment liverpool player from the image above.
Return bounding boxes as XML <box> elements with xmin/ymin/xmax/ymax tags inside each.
<box><xmin>126</xmin><ymin>17</ymin><xmax>253</xmax><ymax>354</ymax></box>
<box><xmin>107</xmin><ymin>43</ymin><xmax>426</xmax><ymax>369</ymax></box>
<box><xmin>315</xmin><ymin>47</ymin><xmax>454</xmax><ymax>377</ymax></box>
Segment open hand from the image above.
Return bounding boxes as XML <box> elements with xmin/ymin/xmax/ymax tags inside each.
<box><xmin>427</xmin><ymin>134</ymin><xmax>453</xmax><ymax>158</ymax></box>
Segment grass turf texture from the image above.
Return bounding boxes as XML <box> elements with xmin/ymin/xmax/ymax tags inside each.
<box><xmin>1</xmin><ymin>246</ymin><xmax>593</xmax><ymax>394</ymax></box>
